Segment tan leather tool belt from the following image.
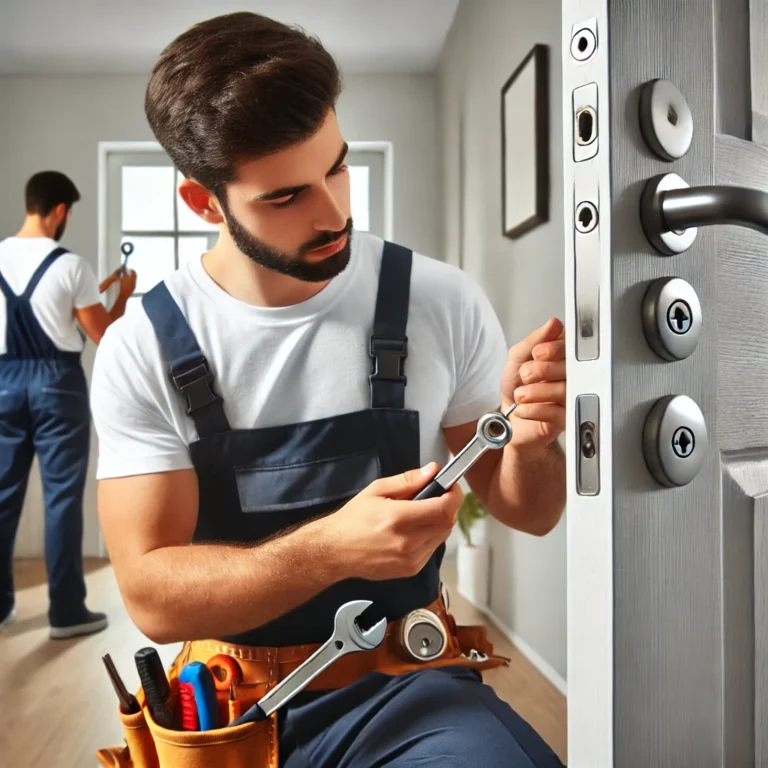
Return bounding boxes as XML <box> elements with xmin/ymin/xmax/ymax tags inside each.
<box><xmin>96</xmin><ymin>595</ymin><xmax>508</xmax><ymax>768</ymax></box>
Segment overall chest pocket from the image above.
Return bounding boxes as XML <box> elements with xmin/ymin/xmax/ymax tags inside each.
<box><xmin>234</xmin><ymin>449</ymin><xmax>381</xmax><ymax>513</ymax></box>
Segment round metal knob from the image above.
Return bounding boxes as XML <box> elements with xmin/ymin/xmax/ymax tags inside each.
<box><xmin>639</xmin><ymin>79</ymin><xmax>694</xmax><ymax>161</ymax></box>
<box><xmin>642</xmin><ymin>395</ymin><xmax>708</xmax><ymax>488</ymax></box>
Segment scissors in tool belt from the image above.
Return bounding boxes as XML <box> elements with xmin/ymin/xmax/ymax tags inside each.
<box><xmin>229</xmin><ymin>599</ymin><xmax>387</xmax><ymax>726</ymax></box>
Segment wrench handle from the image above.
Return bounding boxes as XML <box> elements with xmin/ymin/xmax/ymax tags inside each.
<box><xmin>413</xmin><ymin>479</ymin><xmax>447</xmax><ymax>501</ymax></box>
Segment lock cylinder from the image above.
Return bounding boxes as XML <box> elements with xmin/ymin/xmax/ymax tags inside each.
<box><xmin>394</xmin><ymin>609</ymin><xmax>448</xmax><ymax>663</ymax></box>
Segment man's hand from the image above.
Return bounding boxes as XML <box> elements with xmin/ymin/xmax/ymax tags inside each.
<box><xmin>500</xmin><ymin>317</ymin><xmax>566</xmax><ymax>450</ymax></box>
<box><xmin>316</xmin><ymin>463</ymin><xmax>463</xmax><ymax>582</ymax></box>
<box><xmin>119</xmin><ymin>268</ymin><xmax>138</xmax><ymax>298</ymax></box>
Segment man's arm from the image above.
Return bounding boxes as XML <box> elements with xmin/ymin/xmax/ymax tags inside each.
<box><xmin>443</xmin><ymin>318</ymin><xmax>567</xmax><ymax>536</ymax></box>
<box><xmin>75</xmin><ymin>270</ymin><xmax>137</xmax><ymax>345</ymax></box>
<box><xmin>444</xmin><ymin>425</ymin><xmax>565</xmax><ymax>536</ymax></box>
<box><xmin>99</xmin><ymin>469</ymin><xmax>339</xmax><ymax>644</ymax></box>
<box><xmin>98</xmin><ymin>464</ymin><xmax>462</xmax><ymax>644</ymax></box>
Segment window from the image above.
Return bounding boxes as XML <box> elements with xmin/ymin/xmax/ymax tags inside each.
<box><xmin>102</xmin><ymin>143</ymin><xmax>389</xmax><ymax>301</ymax></box>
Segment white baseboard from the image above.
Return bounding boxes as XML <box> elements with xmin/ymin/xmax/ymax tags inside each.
<box><xmin>460</xmin><ymin>593</ymin><xmax>568</xmax><ymax>697</ymax></box>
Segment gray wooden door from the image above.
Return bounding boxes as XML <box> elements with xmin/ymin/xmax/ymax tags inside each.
<box><xmin>563</xmin><ymin>1</ymin><xmax>768</xmax><ymax>765</ymax></box>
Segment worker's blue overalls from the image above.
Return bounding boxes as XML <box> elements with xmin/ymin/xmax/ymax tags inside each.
<box><xmin>142</xmin><ymin>241</ymin><xmax>564</xmax><ymax>767</ymax></box>
<box><xmin>0</xmin><ymin>247</ymin><xmax>91</xmax><ymax>627</ymax></box>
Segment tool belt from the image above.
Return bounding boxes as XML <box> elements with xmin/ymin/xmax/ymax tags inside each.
<box><xmin>96</xmin><ymin>594</ymin><xmax>508</xmax><ymax>768</ymax></box>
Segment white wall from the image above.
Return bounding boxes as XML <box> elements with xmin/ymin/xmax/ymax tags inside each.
<box><xmin>437</xmin><ymin>0</ymin><xmax>567</xmax><ymax>682</ymax></box>
<box><xmin>0</xmin><ymin>72</ymin><xmax>440</xmax><ymax>559</ymax></box>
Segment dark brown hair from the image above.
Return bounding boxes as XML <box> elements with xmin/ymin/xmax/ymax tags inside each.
<box><xmin>25</xmin><ymin>171</ymin><xmax>80</xmax><ymax>216</ymax></box>
<box><xmin>145</xmin><ymin>12</ymin><xmax>342</xmax><ymax>196</ymax></box>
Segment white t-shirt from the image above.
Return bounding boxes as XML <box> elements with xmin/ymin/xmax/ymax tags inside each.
<box><xmin>0</xmin><ymin>237</ymin><xmax>100</xmax><ymax>354</ymax></box>
<box><xmin>91</xmin><ymin>231</ymin><xmax>508</xmax><ymax>480</ymax></box>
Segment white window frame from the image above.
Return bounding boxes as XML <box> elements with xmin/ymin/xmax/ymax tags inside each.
<box><xmin>97</xmin><ymin>140</ymin><xmax>394</xmax><ymax>289</ymax></box>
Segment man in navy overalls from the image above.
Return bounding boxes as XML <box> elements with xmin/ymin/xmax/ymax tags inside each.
<box><xmin>92</xmin><ymin>13</ymin><xmax>567</xmax><ymax>766</ymax></box>
<box><xmin>0</xmin><ymin>171</ymin><xmax>136</xmax><ymax>638</ymax></box>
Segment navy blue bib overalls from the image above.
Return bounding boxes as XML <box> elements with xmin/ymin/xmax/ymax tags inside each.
<box><xmin>143</xmin><ymin>242</ymin><xmax>564</xmax><ymax>767</ymax></box>
<box><xmin>0</xmin><ymin>247</ymin><xmax>92</xmax><ymax>627</ymax></box>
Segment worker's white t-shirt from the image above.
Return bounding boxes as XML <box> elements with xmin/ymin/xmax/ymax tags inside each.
<box><xmin>0</xmin><ymin>237</ymin><xmax>100</xmax><ymax>354</ymax></box>
<box><xmin>91</xmin><ymin>231</ymin><xmax>509</xmax><ymax>480</ymax></box>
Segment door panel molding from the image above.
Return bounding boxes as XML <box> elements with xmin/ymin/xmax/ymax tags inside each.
<box><xmin>717</xmin><ymin>136</ymin><xmax>768</xmax><ymax>452</ymax></box>
<box><xmin>721</xmin><ymin>452</ymin><xmax>764</xmax><ymax>766</ymax></box>
<box><xmin>756</xmin><ymin>493</ymin><xmax>768</xmax><ymax>767</ymax></box>
<box><xmin>750</xmin><ymin>0</ymin><xmax>768</xmax><ymax>144</ymax></box>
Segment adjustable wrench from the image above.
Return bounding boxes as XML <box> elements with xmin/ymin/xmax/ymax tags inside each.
<box><xmin>413</xmin><ymin>403</ymin><xmax>517</xmax><ymax>500</ymax></box>
<box><xmin>229</xmin><ymin>599</ymin><xmax>387</xmax><ymax>725</ymax></box>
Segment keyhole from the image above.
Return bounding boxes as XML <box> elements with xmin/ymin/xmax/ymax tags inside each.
<box><xmin>579</xmin><ymin>207</ymin><xmax>593</xmax><ymax>229</ymax></box>
<box><xmin>667</xmin><ymin>104</ymin><xmax>679</xmax><ymax>126</ymax></box>
<box><xmin>672</xmin><ymin>427</ymin><xmax>695</xmax><ymax>458</ymax></box>
<box><xmin>578</xmin><ymin>36</ymin><xmax>588</xmax><ymax>52</ymax></box>
<box><xmin>672</xmin><ymin>306</ymin><xmax>688</xmax><ymax>330</ymax></box>
<box><xmin>580</xmin><ymin>422</ymin><xmax>596</xmax><ymax>459</ymax></box>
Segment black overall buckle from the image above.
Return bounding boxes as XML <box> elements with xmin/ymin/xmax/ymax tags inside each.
<box><xmin>369</xmin><ymin>336</ymin><xmax>408</xmax><ymax>383</ymax></box>
<box><xmin>171</xmin><ymin>361</ymin><xmax>221</xmax><ymax>415</ymax></box>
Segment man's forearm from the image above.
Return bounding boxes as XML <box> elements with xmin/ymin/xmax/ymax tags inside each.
<box><xmin>108</xmin><ymin>293</ymin><xmax>128</xmax><ymax>321</ymax></box>
<box><xmin>485</xmin><ymin>440</ymin><xmax>566</xmax><ymax>536</ymax></box>
<box><xmin>124</xmin><ymin>518</ymin><xmax>339</xmax><ymax>643</ymax></box>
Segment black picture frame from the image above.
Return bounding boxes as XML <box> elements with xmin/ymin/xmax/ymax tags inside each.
<box><xmin>501</xmin><ymin>44</ymin><xmax>549</xmax><ymax>239</ymax></box>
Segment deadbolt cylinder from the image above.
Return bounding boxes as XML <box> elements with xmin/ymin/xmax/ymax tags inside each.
<box><xmin>642</xmin><ymin>395</ymin><xmax>708</xmax><ymax>488</ymax></box>
<box><xmin>394</xmin><ymin>609</ymin><xmax>448</xmax><ymax>663</ymax></box>
<box><xmin>642</xmin><ymin>277</ymin><xmax>702</xmax><ymax>361</ymax></box>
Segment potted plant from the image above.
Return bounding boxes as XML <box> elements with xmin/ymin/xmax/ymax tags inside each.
<box><xmin>456</xmin><ymin>492</ymin><xmax>490</xmax><ymax>608</ymax></box>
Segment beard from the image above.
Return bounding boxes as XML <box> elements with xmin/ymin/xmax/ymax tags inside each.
<box><xmin>220</xmin><ymin>199</ymin><xmax>353</xmax><ymax>283</ymax></box>
<box><xmin>54</xmin><ymin>219</ymin><xmax>67</xmax><ymax>242</ymax></box>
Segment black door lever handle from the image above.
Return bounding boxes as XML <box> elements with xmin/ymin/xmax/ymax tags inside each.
<box><xmin>641</xmin><ymin>173</ymin><xmax>768</xmax><ymax>254</ymax></box>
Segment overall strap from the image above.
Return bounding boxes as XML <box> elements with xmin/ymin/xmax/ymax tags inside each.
<box><xmin>142</xmin><ymin>282</ymin><xmax>231</xmax><ymax>438</ymax></box>
<box><xmin>369</xmin><ymin>241</ymin><xmax>413</xmax><ymax>409</ymax></box>
<box><xmin>21</xmin><ymin>247</ymin><xmax>69</xmax><ymax>299</ymax></box>
<box><xmin>0</xmin><ymin>270</ymin><xmax>14</xmax><ymax>300</ymax></box>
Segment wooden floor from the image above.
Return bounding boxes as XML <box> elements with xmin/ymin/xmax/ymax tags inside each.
<box><xmin>1</xmin><ymin>557</ymin><xmax>566</xmax><ymax>766</ymax></box>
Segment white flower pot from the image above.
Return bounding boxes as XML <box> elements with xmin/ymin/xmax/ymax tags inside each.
<box><xmin>457</xmin><ymin>541</ymin><xmax>490</xmax><ymax>609</ymax></box>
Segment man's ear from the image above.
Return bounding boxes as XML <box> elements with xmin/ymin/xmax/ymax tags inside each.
<box><xmin>53</xmin><ymin>202</ymin><xmax>68</xmax><ymax>221</ymax></box>
<box><xmin>178</xmin><ymin>178</ymin><xmax>225</xmax><ymax>225</ymax></box>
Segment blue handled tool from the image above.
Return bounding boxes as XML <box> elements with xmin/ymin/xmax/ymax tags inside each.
<box><xmin>179</xmin><ymin>662</ymin><xmax>219</xmax><ymax>731</ymax></box>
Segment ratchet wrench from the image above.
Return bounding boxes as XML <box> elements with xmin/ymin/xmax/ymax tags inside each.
<box><xmin>414</xmin><ymin>402</ymin><xmax>517</xmax><ymax>500</ymax></box>
<box><xmin>229</xmin><ymin>599</ymin><xmax>387</xmax><ymax>726</ymax></box>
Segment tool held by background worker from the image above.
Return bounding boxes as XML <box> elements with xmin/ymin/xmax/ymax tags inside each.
<box><xmin>230</xmin><ymin>599</ymin><xmax>387</xmax><ymax>726</ymax></box>
<box><xmin>99</xmin><ymin>241</ymin><xmax>134</xmax><ymax>294</ymax></box>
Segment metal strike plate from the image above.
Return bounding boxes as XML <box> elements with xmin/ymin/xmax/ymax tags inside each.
<box><xmin>573</xmin><ymin>83</ymin><xmax>599</xmax><ymax>163</ymax></box>
<box><xmin>642</xmin><ymin>277</ymin><xmax>703</xmax><ymax>361</ymax></box>
<box><xmin>642</xmin><ymin>395</ymin><xmax>708</xmax><ymax>488</ymax></box>
<box><xmin>576</xmin><ymin>394</ymin><xmax>600</xmax><ymax>495</ymax></box>
<box><xmin>639</xmin><ymin>79</ymin><xmax>694</xmax><ymax>161</ymax></box>
<box><xmin>570</xmin><ymin>18</ymin><xmax>598</xmax><ymax>62</ymax></box>
<box><xmin>574</xmin><ymin>196</ymin><xmax>600</xmax><ymax>361</ymax></box>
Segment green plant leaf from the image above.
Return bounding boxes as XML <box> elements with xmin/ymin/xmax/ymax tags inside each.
<box><xmin>456</xmin><ymin>491</ymin><xmax>488</xmax><ymax>546</ymax></box>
